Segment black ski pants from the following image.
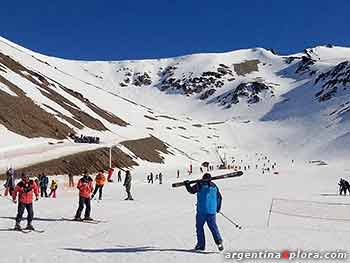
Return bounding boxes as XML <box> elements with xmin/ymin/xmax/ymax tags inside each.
<box><xmin>16</xmin><ymin>202</ymin><xmax>34</xmax><ymax>224</ymax></box>
<box><xmin>75</xmin><ymin>196</ymin><xmax>91</xmax><ymax>219</ymax></box>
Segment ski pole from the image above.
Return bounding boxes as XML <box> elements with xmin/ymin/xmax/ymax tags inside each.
<box><xmin>219</xmin><ymin>212</ymin><xmax>242</xmax><ymax>229</ymax></box>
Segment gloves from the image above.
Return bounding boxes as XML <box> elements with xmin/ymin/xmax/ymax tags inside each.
<box><xmin>184</xmin><ymin>180</ymin><xmax>190</xmax><ymax>185</ymax></box>
<box><xmin>12</xmin><ymin>199</ymin><xmax>17</xmax><ymax>204</ymax></box>
<box><xmin>35</xmin><ymin>197</ymin><xmax>39</xmax><ymax>201</ymax></box>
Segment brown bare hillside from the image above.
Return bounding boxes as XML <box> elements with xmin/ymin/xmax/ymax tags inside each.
<box><xmin>121</xmin><ymin>135</ymin><xmax>171</xmax><ymax>163</ymax></box>
<box><xmin>0</xmin><ymin>75</ymin><xmax>74</xmax><ymax>139</ymax></box>
<box><xmin>3</xmin><ymin>147</ymin><xmax>137</xmax><ymax>179</ymax></box>
<box><xmin>0</xmin><ymin>52</ymin><xmax>125</xmax><ymax>132</ymax></box>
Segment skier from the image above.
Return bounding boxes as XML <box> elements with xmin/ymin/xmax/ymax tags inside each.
<box><xmin>91</xmin><ymin>170</ymin><xmax>106</xmax><ymax>200</ymax></box>
<box><xmin>148</xmin><ymin>172</ymin><xmax>154</xmax><ymax>184</ymax></box>
<box><xmin>339</xmin><ymin>179</ymin><xmax>349</xmax><ymax>196</ymax></box>
<box><xmin>39</xmin><ymin>173</ymin><xmax>49</xmax><ymax>197</ymax></box>
<box><xmin>12</xmin><ymin>173</ymin><xmax>39</xmax><ymax>230</ymax></box>
<box><xmin>188</xmin><ymin>164</ymin><xmax>193</xmax><ymax>175</ymax></box>
<box><xmin>107</xmin><ymin>167</ymin><xmax>114</xmax><ymax>182</ymax></box>
<box><xmin>177</xmin><ymin>169</ymin><xmax>180</xmax><ymax>178</ymax></box>
<box><xmin>49</xmin><ymin>179</ymin><xmax>58</xmax><ymax>198</ymax></box>
<box><xmin>68</xmin><ymin>173</ymin><xmax>74</xmax><ymax>187</ymax></box>
<box><xmin>159</xmin><ymin>172</ymin><xmax>163</xmax><ymax>184</ymax></box>
<box><xmin>4</xmin><ymin>168</ymin><xmax>16</xmax><ymax>197</ymax></box>
<box><xmin>184</xmin><ymin>173</ymin><xmax>223</xmax><ymax>251</ymax></box>
<box><xmin>74</xmin><ymin>171</ymin><xmax>94</xmax><ymax>221</ymax></box>
<box><xmin>123</xmin><ymin>170</ymin><xmax>133</xmax><ymax>200</ymax></box>
<box><xmin>117</xmin><ymin>170</ymin><xmax>122</xmax><ymax>182</ymax></box>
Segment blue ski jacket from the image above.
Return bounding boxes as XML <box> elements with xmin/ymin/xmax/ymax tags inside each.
<box><xmin>185</xmin><ymin>181</ymin><xmax>222</xmax><ymax>215</ymax></box>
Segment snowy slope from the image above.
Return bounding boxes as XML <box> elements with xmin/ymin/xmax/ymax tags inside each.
<box><xmin>1</xmin><ymin>37</ymin><xmax>350</xmax><ymax>263</ymax></box>
<box><xmin>0</xmin><ymin>36</ymin><xmax>350</xmax><ymax>172</ymax></box>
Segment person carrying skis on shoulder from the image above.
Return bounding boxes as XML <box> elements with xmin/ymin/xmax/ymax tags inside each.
<box><xmin>123</xmin><ymin>170</ymin><xmax>133</xmax><ymax>200</ymax></box>
<box><xmin>74</xmin><ymin>171</ymin><xmax>94</xmax><ymax>221</ymax></box>
<box><xmin>184</xmin><ymin>173</ymin><xmax>224</xmax><ymax>251</ymax></box>
<box><xmin>91</xmin><ymin>170</ymin><xmax>106</xmax><ymax>200</ymax></box>
<box><xmin>49</xmin><ymin>179</ymin><xmax>58</xmax><ymax>198</ymax></box>
<box><xmin>12</xmin><ymin>173</ymin><xmax>39</xmax><ymax>230</ymax></box>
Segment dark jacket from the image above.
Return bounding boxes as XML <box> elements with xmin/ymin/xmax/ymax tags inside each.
<box><xmin>186</xmin><ymin>181</ymin><xmax>222</xmax><ymax>215</ymax></box>
<box><xmin>123</xmin><ymin>173</ymin><xmax>132</xmax><ymax>190</ymax></box>
<box><xmin>39</xmin><ymin>175</ymin><xmax>49</xmax><ymax>187</ymax></box>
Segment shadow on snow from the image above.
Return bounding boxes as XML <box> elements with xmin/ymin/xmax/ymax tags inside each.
<box><xmin>63</xmin><ymin>246</ymin><xmax>219</xmax><ymax>255</ymax></box>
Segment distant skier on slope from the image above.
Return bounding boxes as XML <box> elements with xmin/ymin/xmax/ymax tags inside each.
<box><xmin>74</xmin><ymin>171</ymin><xmax>94</xmax><ymax>221</ymax></box>
<box><xmin>123</xmin><ymin>170</ymin><xmax>133</xmax><ymax>200</ymax></box>
<box><xmin>12</xmin><ymin>173</ymin><xmax>39</xmax><ymax>230</ymax></box>
<box><xmin>107</xmin><ymin>167</ymin><xmax>114</xmax><ymax>182</ymax></box>
<box><xmin>39</xmin><ymin>173</ymin><xmax>49</xmax><ymax>198</ymax></box>
<box><xmin>4</xmin><ymin>168</ymin><xmax>16</xmax><ymax>197</ymax></box>
<box><xmin>117</xmin><ymin>170</ymin><xmax>122</xmax><ymax>182</ymax></box>
<box><xmin>158</xmin><ymin>172</ymin><xmax>163</xmax><ymax>184</ymax></box>
<box><xmin>184</xmin><ymin>173</ymin><xmax>224</xmax><ymax>251</ymax></box>
<box><xmin>68</xmin><ymin>173</ymin><xmax>74</xmax><ymax>187</ymax></box>
<box><xmin>91</xmin><ymin>170</ymin><xmax>106</xmax><ymax>200</ymax></box>
<box><xmin>49</xmin><ymin>179</ymin><xmax>58</xmax><ymax>198</ymax></box>
<box><xmin>339</xmin><ymin>178</ymin><xmax>350</xmax><ymax>196</ymax></box>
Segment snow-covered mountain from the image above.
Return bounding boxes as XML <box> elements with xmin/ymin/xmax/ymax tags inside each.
<box><xmin>0</xmin><ymin>36</ymin><xmax>349</xmax><ymax>173</ymax></box>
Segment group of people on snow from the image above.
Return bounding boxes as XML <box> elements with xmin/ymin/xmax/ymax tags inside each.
<box><xmin>69</xmin><ymin>133</ymin><xmax>100</xmax><ymax>144</ymax></box>
<box><xmin>146</xmin><ymin>172</ymin><xmax>163</xmax><ymax>184</ymax></box>
<box><xmin>5</xmin><ymin>167</ymin><xmax>133</xmax><ymax>230</ymax></box>
<box><xmin>338</xmin><ymin>178</ymin><xmax>350</xmax><ymax>195</ymax></box>
<box><xmin>4</xmin><ymin>164</ymin><xmax>226</xmax><ymax>252</ymax></box>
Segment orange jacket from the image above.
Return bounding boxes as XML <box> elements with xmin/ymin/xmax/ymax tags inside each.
<box><xmin>77</xmin><ymin>176</ymin><xmax>93</xmax><ymax>198</ymax></box>
<box><xmin>95</xmin><ymin>172</ymin><xmax>106</xmax><ymax>186</ymax></box>
<box><xmin>12</xmin><ymin>179</ymin><xmax>39</xmax><ymax>204</ymax></box>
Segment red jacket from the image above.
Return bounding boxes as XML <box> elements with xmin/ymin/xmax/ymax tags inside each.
<box><xmin>12</xmin><ymin>179</ymin><xmax>39</xmax><ymax>204</ymax></box>
<box><xmin>77</xmin><ymin>176</ymin><xmax>93</xmax><ymax>198</ymax></box>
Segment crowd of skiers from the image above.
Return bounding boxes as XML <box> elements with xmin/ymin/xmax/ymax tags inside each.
<box><xmin>2</xmin><ymin>167</ymin><xmax>134</xmax><ymax>230</ymax></box>
<box><xmin>2</xmin><ymin>159</ymin><xmax>236</xmax><ymax>252</ymax></box>
<box><xmin>69</xmin><ymin>133</ymin><xmax>100</xmax><ymax>144</ymax></box>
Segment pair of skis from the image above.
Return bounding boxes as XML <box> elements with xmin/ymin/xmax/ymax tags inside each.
<box><xmin>60</xmin><ymin>217</ymin><xmax>106</xmax><ymax>224</ymax></box>
<box><xmin>0</xmin><ymin>228</ymin><xmax>45</xmax><ymax>234</ymax></box>
<box><xmin>172</xmin><ymin>171</ymin><xmax>243</xmax><ymax>188</ymax></box>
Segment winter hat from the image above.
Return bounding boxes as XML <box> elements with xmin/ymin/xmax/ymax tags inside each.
<box><xmin>202</xmin><ymin>173</ymin><xmax>212</xmax><ymax>180</ymax></box>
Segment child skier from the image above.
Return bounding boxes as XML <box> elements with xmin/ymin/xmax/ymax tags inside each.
<box><xmin>49</xmin><ymin>179</ymin><xmax>58</xmax><ymax>198</ymax></box>
<box><xmin>184</xmin><ymin>173</ymin><xmax>224</xmax><ymax>251</ymax></box>
<box><xmin>91</xmin><ymin>170</ymin><xmax>106</xmax><ymax>200</ymax></box>
<box><xmin>12</xmin><ymin>173</ymin><xmax>39</xmax><ymax>230</ymax></box>
<box><xmin>74</xmin><ymin>172</ymin><xmax>94</xmax><ymax>221</ymax></box>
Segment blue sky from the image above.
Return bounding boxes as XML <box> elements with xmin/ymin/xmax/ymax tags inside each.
<box><xmin>1</xmin><ymin>0</ymin><xmax>349</xmax><ymax>60</ymax></box>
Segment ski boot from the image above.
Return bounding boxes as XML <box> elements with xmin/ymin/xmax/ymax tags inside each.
<box><xmin>25</xmin><ymin>224</ymin><xmax>35</xmax><ymax>230</ymax></box>
<box><xmin>74</xmin><ymin>216</ymin><xmax>82</xmax><ymax>221</ymax></box>
<box><xmin>194</xmin><ymin>245</ymin><xmax>205</xmax><ymax>251</ymax></box>
<box><xmin>83</xmin><ymin>217</ymin><xmax>93</xmax><ymax>221</ymax></box>
<box><xmin>217</xmin><ymin>240</ymin><xmax>224</xmax><ymax>251</ymax></box>
<box><xmin>14</xmin><ymin>223</ymin><xmax>21</xmax><ymax>231</ymax></box>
